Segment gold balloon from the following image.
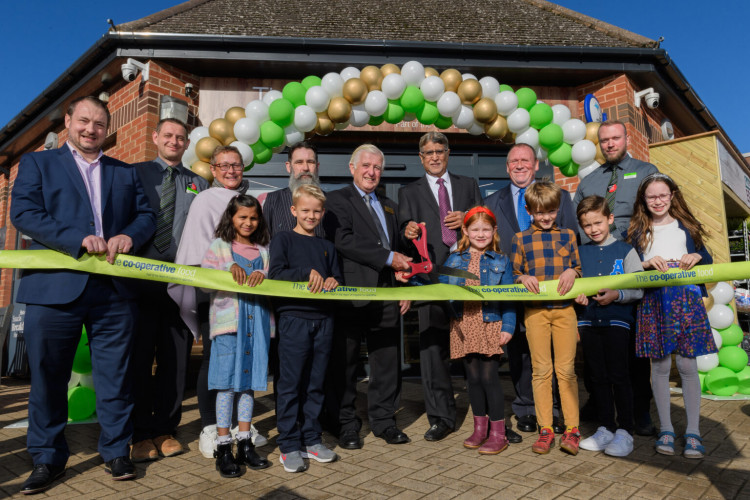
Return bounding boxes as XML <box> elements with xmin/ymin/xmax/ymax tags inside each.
<box><xmin>424</xmin><ymin>67</ymin><xmax>439</xmax><ymax>78</ymax></box>
<box><xmin>191</xmin><ymin>160</ymin><xmax>214</xmax><ymax>183</ymax></box>
<box><xmin>585</xmin><ymin>121</ymin><xmax>601</xmax><ymax>143</ymax></box>
<box><xmin>703</xmin><ymin>294</ymin><xmax>715</xmax><ymax>311</ymax></box>
<box><xmin>705</xmin><ymin>281</ymin><xmax>718</xmax><ymax>291</ymax></box>
<box><xmin>222</xmin><ymin>134</ymin><xmax>237</xmax><ymax>146</ymax></box>
<box><xmin>208</xmin><ymin>118</ymin><xmax>233</xmax><ymax>144</ymax></box>
<box><xmin>595</xmin><ymin>147</ymin><xmax>606</xmax><ymax>164</ymax></box>
<box><xmin>473</xmin><ymin>97</ymin><xmax>498</xmax><ymax>124</ymax></box>
<box><xmin>360</xmin><ymin>66</ymin><xmax>383</xmax><ymax>91</ymax></box>
<box><xmin>327</xmin><ymin>97</ymin><xmax>352</xmax><ymax>123</ymax></box>
<box><xmin>195</xmin><ymin>136</ymin><xmax>222</xmax><ymax>163</ymax></box>
<box><xmin>342</xmin><ymin>78</ymin><xmax>368</xmax><ymax>105</ymax></box>
<box><xmin>501</xmin><ymin>131</ymin><xmax>516</xmax><ymax>144</ymax></box>
<box><xmin>484</xmin><ymin>115</ymin><xmax>509</xmax><ymax>140</ymax></box>
<box><xmin>304</xmin><ymin>130</ymin><xmax>316</xmax><ymax>141</ymax></box>
<box><xmin>381</xmin><ymin>63</ymin><xmax>400</xmax><ymax>76</ymax></box>
<box><xmin>457</xmin><ymin>79</ymin><xmax>482</xmax><ymax>105</ymax></box>
<box><xmin>315</xmin><ymin>112</ymin><xmax>335</xmax><ymax>136</ymax></box>
<box><xmin>440</xmin><ymin>69</ymin><xmax>463</xmax><ymax>93</ymax></box>
<box><xmin>224</xmin><ymin>106</ymin><xmax>246</xmax><ymax>124</ymax></box>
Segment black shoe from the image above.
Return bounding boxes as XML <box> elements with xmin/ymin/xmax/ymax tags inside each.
<box><xmin>424</xmin><ymin>421</ymin><xmax>452</xmax><ymax>442</ymax></box>
<box><xmin>104</xmin><ymin>456</ymin><xmax>136</xmax><ymax>481</ymax></box>
<box><xmin>214</xmin><ymin>443</ymin><xmax>243</xmax><ymax>478</ymax></box>
<box><xmin>552</xmin><ymin>418</ymin><xmax>565</xmax><ymax>435</ymax></box>
<box><xmin>379</xmin><ymin>426</ymin><xmax>410</xmax><ymax>445</ymax></box>
<box><xmin>634</xmin><ymin>416</ymin><xmax>657</xmax><ymax>437</ymax></box>
<box><xmin>236</xmin><ymin>438</ymin><xmax>270</xmax><ymax>470</ymax></box>
<box><xmin>339</xmin><ymin>429</ymin><xmax>362</xmax><ymax>450</ymax></box>
<box><xmin>506</xmin><ymin>427</ymin><xmax>523</xmax><ymax>444</ymax></box>
<box><xmin>516</xmin><ymin>415</ymin><xmax>537</xmax><ymax>433</ymax></box>
<box><xmin>21</xmin><ymin>464</ymin><xmax>65</xmax><ymax>495</ymax></box>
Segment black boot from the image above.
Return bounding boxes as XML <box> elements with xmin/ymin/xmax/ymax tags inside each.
<box><xmin>236</xmin><ymin>438</ymin><xmax>271</xmax><ymax>470</ymax></box>
<box><xmin>214</xmin><ymin>442</ymin><xmax>242</xmax><ymax>478</ymax></box>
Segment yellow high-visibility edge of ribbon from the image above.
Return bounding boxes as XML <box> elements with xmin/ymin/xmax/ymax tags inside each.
<box><xmin>0</xmin><ymin>250</ymin><xmax>745</xmax><ymax>302</ymax></box>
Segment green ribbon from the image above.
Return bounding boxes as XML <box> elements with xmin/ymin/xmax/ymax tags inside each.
<box><xmin>0</xmin><ymin>250</ymin><xmax>744</xmax><ymax>302</ymax></box>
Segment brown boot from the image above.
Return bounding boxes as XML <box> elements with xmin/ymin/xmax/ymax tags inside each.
<box><xmin>463</xmin><ymin>416</ymin><xmax>489</xmax><ymax>449</ymax></box>
<box><xmin>153</xmin><ymin>435</ymin><xmax>184</xmax><ymax>457</ymax></box>
<box><xmin>478</xmin><ymin>420</ymin><xmax>509</xmax><ymax>455</ymax></box>
<box><xmin>131</xmin><ymin>439</ymin><xmax>158</xmax><ymax>462</ymax></box>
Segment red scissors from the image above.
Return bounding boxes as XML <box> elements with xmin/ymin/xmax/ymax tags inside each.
<box><xmin>400</xmin><ymin>223</ymin><xmax>479</xmax><ymax>280</ymax></box>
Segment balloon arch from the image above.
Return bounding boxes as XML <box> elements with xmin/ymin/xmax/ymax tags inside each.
<box><xmin>182</xmin><ymin>61</ymin><xmax>606</xmax><ymax>182</ymax></box>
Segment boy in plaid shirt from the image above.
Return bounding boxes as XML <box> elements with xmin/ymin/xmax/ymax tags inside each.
<box><xmin>511</xmin><ymin>180</ymin><xmax>582</xmax><ymax>455</ymax></box>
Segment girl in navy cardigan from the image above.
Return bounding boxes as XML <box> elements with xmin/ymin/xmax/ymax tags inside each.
<box><xmin>626</xmin><ymin>173</ymin><xmax>717</xmax><ymax>459</ymax></box>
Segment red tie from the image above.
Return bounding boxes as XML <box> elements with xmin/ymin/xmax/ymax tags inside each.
<box><xmin>437</xmin><ymin>178</ymin><xmax>456</xmax><ymax>247</ymax></box>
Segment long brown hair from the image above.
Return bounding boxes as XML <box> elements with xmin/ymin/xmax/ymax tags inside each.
<box><xmin>626</xmin><ymin>173</ymin><xmax>706</xmax><ymax>252</ymax></box>
<box><xmin>214</xmin><ymin>194</ymin><xmax>270</xmax><ymax>246</ymax></box>
<box><xmin>456</xmin><ymin>206</ymin><xmax>501</xmax><ymax>253</ymax></box>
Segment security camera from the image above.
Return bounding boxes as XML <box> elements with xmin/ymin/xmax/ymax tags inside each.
<box><xmin>185</xmin><ymin>83</ymin><xmax>194</xmax><ymax>97</ymax></box>
<box><xmin>120</xmin><ymin>58</ymin><xmax>149</xmax><ymax>82</ymax></box>
<box><xmin>634</xmin><ymin>88</ymin><xmax>660</xmax><ymax>109</ymax></box>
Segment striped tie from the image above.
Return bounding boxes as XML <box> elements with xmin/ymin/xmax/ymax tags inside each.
<box><xmin>605</xmin><ymin>166</ymin><xmax>618</xmax><ymax>233</ymax></box>
<box><xmin>154</xmin><ymin>166</ymin><xmax>175</xmax><ymax>252</ymax></box>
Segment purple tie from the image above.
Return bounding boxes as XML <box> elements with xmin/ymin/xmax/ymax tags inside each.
<box><xmin>437</xmin><ymin>178</ymin><xmax>456</xmax><ymax>247</ymax></box>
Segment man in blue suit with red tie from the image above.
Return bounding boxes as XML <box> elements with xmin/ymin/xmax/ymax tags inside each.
<box><xmin>10</xmin><ymin>96</ymin><xmax>155</xmax><ymax>494</ymax></box>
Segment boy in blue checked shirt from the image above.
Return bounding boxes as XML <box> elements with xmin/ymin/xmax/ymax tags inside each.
<box><xmin>511</xmin><ymin>180</ymin><xmax>582</xmax><ymax>456</ymax></box>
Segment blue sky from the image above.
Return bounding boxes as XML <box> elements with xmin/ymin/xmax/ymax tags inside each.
<box><xmin>1</xmin><ymin>1</ymin><xmax>747</xmax><ymax>154</ymax></box>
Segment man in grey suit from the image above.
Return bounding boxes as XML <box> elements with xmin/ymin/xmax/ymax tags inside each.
<box><xmin>485</xmin><ymin>143</ymin><xmax>577</xmax><ymax>438</ymax></box>
<box><xmin>399</xmin><ymin>132</ymin><xmax>483</xmax><ymax>441</ymax></box>
<box><xmin>130</xmin><ymin>118</ymin><xmax>209</xmax><ymax>462</ymax></box>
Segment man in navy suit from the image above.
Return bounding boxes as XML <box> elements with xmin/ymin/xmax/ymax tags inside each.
<box><xmin>484</xmin><ymin>143</ymin><xmax>577</xmax><ymax>437</ymax></box>
<box><xmin>11</xmin><ymin>96</ymin><xmax>155</xmax><ymax>494</ymax></box>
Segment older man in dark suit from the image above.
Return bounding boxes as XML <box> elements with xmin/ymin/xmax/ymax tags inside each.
<box><xmin>399</xmin><ymin>132</ymin><xmax>483</xmax><ymax>441</ymax></box>
<box><xmin>324</xmin><ymin>144</ymin><xmax>412</xmax><ymax>449</ymax></box>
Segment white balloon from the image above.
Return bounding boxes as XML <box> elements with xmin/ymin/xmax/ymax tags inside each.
<box><xmin>516</xmin><ymin>127</ymin><xmax>540</xmax><ymax>149</ymax></box>
<box><xmin>349</xmin><ymin>104</ymin><xmax>370</xmax><ymax>127</ymax></box>
<box><xmin>577</xmin><ymin>160</ymin><xmax>600</xmax><ymax>180</ymax></box>
<box><xmin>479</xmin><ymin>77</ymin><xmax>500</xmax><ymax>100</ymax></box>
<box><xmin>707</xmin><ymin>304</ymin><xmax>734</xmax><ymax>330</ymax></box>
<box><xmin>182</xmin><ymin>144</ymin><xmax>198</xmax><ymax>168</ymax></box>
<box><xmin>189</xmin><ymin>126</ymin><xmax>210</xmax><ymax>143</ymax></box>
<box><xmin>468</xmin><ymin>122</ymin><xmax>485</xmax><ymax>136</ymax></box>
<box><xmin>401</xmin><ymin>60</ymin><xmax>426</xmax><ymax>86</ymax></box>
<box><xmin>453</xmin><ymin>105</ymin><xmax>475</xmax><ymax>129</ymax></box>
<box><xmin>536</xmin><ymin>146</ymin><xmax>548</xmax><ymax>161</ymax></box>
<box><xmin>420</xmin><ymin>76</ymin><xmax>445</xmax><ymax>102</ymax></box>
<box><xmin>284</xmin><ymin>125</ymin><xmax>304</xmax><ymax>146</ymax></box>
<box><xmin>562</xmin><ymin>119</ymin><xmax>587</xmax><ymax>144</ymax></box>
<box><xmin>321</xmin><ymin>72</ymin><xmax>344</xmax><ymax>98</ymax></box>
<box><xmin>233</xmin><ymin>118</ymin><xmax>261</xmax><ymax>145</ymax></box>
<box><xmin>381</xmin><ymin>73</ymin><xmax>406</xmax><ymax>100</ymax></box>
<box><xmin>68</xmin><ymin>371</ymin><xmax>81</xmax><ymax>389</ymax></box>
<box><xmin>712</xmin><ymin>328</ymin><xmax>723</xmax><ymax>350</ymax></box>
<box><xmin>340</xmin><ymin>66</ymin><xmax>361</xmax><ymax>82</ymax></box>
<box><xmin>245</xmin><ymin>100</ymin><xmax>269</xmax><ymax>124</ymax></box>
<box><xmin>293</xmin><ymin>105</ymin><xmax>317</xmax><ymax>132</ymax></box>
<box><xmin>494</xmin><ymin>90</ymin><xmax>518</xmax><ymax>117</ymax></box>
<box><xmin>364</xmin><ymin>90</ymin><xmax>388</xmax><ymax>116</ymax></box>
<box><xmin>261</xmin><ymin>90</ymin><xmax>283</xmax><ymax>106</ymax></box>
<box><xmin>696</xmin><ymin>353</ymin><xmax>720</xmax><ymax>373</ymax></box>
<box><xmin>437</xmin><ymin>91</ymin><xmax>461</xmax><ymax>117</ymax></box>
<box><xmin>507</xmin><ymin>108</ymin><xmax>531</xmax><ymax>134</ymax></box>
<box><xmin>305</xmin><ymin>86</ymin><xmax>330</xmax><ymax>113</ymax></box>
<box><xmin>462</xmin><ymin>73</ymin><xmax>477</xmax><ymax>81</ymax></box>
<box><xmin>230</xmin><ymin>141</ymin><xmax>254</xmax><ymax>166</ymax></box>
<box><xmin>571</xmin><ymin>139</ymin><xmax>597</xmax><ymax>165</ymax></box>
<box><xmin>710</xmin><ymin>282</ymin><xmax>734</xmax><ymax>305</ymax></box>
<box><xmin>79</xmin><ymin>373</ymin><xmax>95</xmax><ymax>389</ymax></box>
<box><xmin>551</xmin><ymin>104</ymin><xmax>572</xmax><ymax>126</ymax></box>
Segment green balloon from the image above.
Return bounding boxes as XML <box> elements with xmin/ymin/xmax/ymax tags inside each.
<box><xmin>499</xmin><ymin>84</ymin><xmax>514</xmax><ymax>93</ymax></box>
<box><xmin>368</xmin><ymin>114</ymin><xmax>385</xmax><ymax>126</ymax></box>
<box><xmin>400</xmin><ymin>86</ymin><xmax>425</xmax><ymax>114</ymax></box>
<box><xmin>548</xmin><ymin>143</ymin><xmax>572</xmax><ymax>168</ymax></box>
<box><xmin>251</xmin><ymin>141</ymin><xmax>272</xmax><ymax>164</ymax></box>
<box><xmin>698</xmin><ymin>371</ymin><xmax>707</xmax><ymax>393</ymax></box>
<box><xmin>705</xmin><ymin>366</ymin><xmax>739</xmax><ymax>396</ymax></box>
<box><xmin>259</xmin><ymin>121</ymin><xmax>284</xmax><ymax>149</ymax></box>
<box><xmin>558</xmin><ymin>160</ymin><xmax>579</xmax><ymax>177</ymax></box>
<box><xmin>416</xmin><ymin>101</ymin><xmax>439</xmax><ymax>125</ymax></box>
<box><xmin>515</xmin><ymin>87</ymin><xmax>537</xmax><ymax>111</ymax></box>
<box><xmin>539</xmin><ymin>124</ymin><xmax>564</xmax><ymax>150</ymax></box>
<box><xmin>718</xmin><ymin>346</ymin><xmax>749</xmax><ymax>372</ymax></box>
<box><xmin>72</xmin><ymin>327</ymin><xmax>92</xmax><ymax>375</ymax></box>
<box><xmin>301</xmin><ymin>75</ymin><xmax>322</xmax><ymax>90</ymax></box>
<box><xmin>282</xmin><ymin>82</ymin><xmax>307</xmax><ymax>107</ymax></box>
<box><xmin>268</xmin><ymin>98</ymin><xmax>295</xmax><ymax>128</ymax></box>
<box><xmin>244</xmin><ymin>161</ymin><xmax>255</xmax><ymax>172</ymax></box>
<box><xmin>434</xmin><ymin>114</ymin><xmax>453</xmax><ymax>130</ymax></box>
<box><xmin>529</xmin><ymin>103</ymin><xmax>553</xmax><ymax>130</ymax></box>
<box><xmin>719</xmin><ymin>323</ymin><xmax>744</xmax><ymax>346</ymax></box>
<box><xmin>68</xmin><ymin>386</ymin><xmax>96</xmax><ymax>421</ymax></box>
<box><xmin>384</xmin><ymin>100</ymin><xmax>405</xmax><ymax>124</ymax></box>
<box><xmin>737</xmin><ymin>365</ymin><xmax>750</xmax><ymax>394</ymax></box>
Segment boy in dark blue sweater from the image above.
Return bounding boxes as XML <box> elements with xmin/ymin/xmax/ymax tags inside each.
<box><xmin>574</xmin><ymin>195</ymin><xmax>643</xmax><ymax>458</ymax></box>
<box><xmin>269</xmin><ymin>184</ymin><xmax>342</xmax><ymax>473</ymax></box>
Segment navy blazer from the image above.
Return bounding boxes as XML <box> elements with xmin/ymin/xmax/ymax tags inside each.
<box><xmin>10</xmin><ymin>146</ymin><xmax>156</xmax><ymax>305</ymax></box>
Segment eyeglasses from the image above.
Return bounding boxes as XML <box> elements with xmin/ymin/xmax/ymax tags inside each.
<box><xmin>644</xmin><ymin>193</ymin><xmax>672</xmax><ymax>204</ymax></box>
<box><xmin>212</xmin><ymin>163</ymin><xmax>244</xmax><ymax>172</ymax></box>
<box><xmin>420</xmin><ymin>149</ymin><xmax>448</xmax><ymax>157</ymax></box>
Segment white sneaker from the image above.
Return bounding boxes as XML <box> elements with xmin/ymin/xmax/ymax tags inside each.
<box><xmin>230</xmin><ymin>424</ymin><xmax>268</xmax><ymax>447</ymax></box>
<box><xmin>604</xmin><ymin>429</ymin><xmax>634</xmax><ymax>457</ymax></box>
<box><xmin>199</xmin><ymin>424</ymin><xmax>218</xmax><ymax>459</ymax></box>
<box><xmin>579</xmin><ymin>426</ymin><xmax>614</xmax><ymax>452</ymax></box>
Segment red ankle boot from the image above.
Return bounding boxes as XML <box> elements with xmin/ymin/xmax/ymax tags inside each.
<box><xmin>463</xmin><ymin>415</ymin><xmax>489</xmax><ymax>449</ymax></box>
<box><xmin>478</xmin><ymin>420</ymin><xmax>509</xmax><ymax>455</ymax></box>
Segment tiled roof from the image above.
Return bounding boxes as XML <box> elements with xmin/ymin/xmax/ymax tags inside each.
<box><xmin>116</xmin><ymin>0</ymin><xmax>656</xmax><ymax>48</ymax></box>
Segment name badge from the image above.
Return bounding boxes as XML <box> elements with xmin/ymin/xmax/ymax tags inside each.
<box><xmin>623</xmin><ymin>172</ymin><xmax>637</xmax><ymax>180</ymax></box>
<box><xmin>384</xmin><ymin>206</ymin><xmax>395</xmax><ymax>214</ymax></box>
